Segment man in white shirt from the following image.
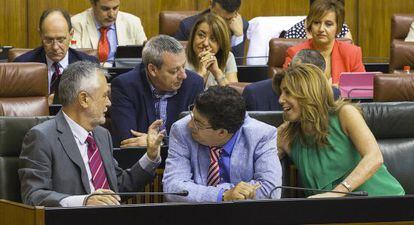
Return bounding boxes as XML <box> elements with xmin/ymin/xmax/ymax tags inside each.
<box><xmin>18</xmin><ymin>61</ymin><xmax>164</xmax><ymax>207</ymax></box>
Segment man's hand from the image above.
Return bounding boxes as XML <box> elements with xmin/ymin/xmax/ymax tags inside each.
<box><xmin>146</xmin><ymin>119</ymin><xmax>165</xmax><ymax>161</ymax></box>
<box><xmin>223</xmin><ymin>182</ymin><xmax>261</xmax><ymax>201</ymax></box>
<box><xmin>85</xmin><ymin>189</ymin><xmax>120</xmax><ymax>206</ymax></box>
<box><xmin>120</xmin><ymin>130</ymin><xmax>148</xmax><ymax>148</ymax></box>
<box><xmin>228</xmin><ymin>13</ymin><xmax>243</xmax><ymax>37</ymax></box>
<box><xmin>48</xmin><ymin>94</ymin><xmax>55</xmax><ymax>106</ymax></box>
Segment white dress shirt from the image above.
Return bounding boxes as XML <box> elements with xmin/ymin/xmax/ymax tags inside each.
<box><xmin>45</xmin><ymin>53</ymin><xmax>69</xmax><ymax>93</ymax></box>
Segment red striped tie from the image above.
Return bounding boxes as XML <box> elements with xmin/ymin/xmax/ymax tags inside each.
<box><xmin>86</xmin><ymin>134</ymin><xmax>109</xmax><ymax>190</ymax></box>
<box><xmin>207</xmin><ymin>146</ymin><xmax>222</xmax><ymax>186</ymax></box>
<box><xmin>98</xmin><ymin>27</ymin><xmax>110</xmax><ymax>62</ymax></box>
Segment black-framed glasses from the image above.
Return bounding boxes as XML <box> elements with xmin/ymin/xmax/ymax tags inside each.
<box><xmin>188</xmin><ymin>104</ymin><xmax>213</xmax><ymax>131</ymax></box>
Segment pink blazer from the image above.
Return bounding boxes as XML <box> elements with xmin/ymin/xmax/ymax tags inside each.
<box><xmin>283</xmin><ymin>39</ymin><xmax>365</xmax><ymax>85</ymax></box>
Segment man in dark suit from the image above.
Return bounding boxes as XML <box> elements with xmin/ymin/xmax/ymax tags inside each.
<box><xmin>110</xmin><ymin>35</ymin><xmax>204</xmax><ymax>148</ymax></box>
<box><xmin>175</xmin><ymin>0</ymin><xmax>248</xmax><ymax>65</ymax></box>
<box><xmin>14</xmin><ymin>9</ymin><xmax>98</xmax><ymax>96</ymax></box>
<box><xmin>243</xmin><ymin>49</ymin><xmax>340</xmax><ymax>111</ymax></box>
<box><xmin>19</xmin><ymin>61</ymin><xmax>164</xmax><ymax>207</ymax></box>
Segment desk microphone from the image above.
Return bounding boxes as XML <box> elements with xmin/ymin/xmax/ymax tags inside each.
<box><xmin>84</xmin><ymin>190</ymin><xmax>189</xmax><ymax>204</ymax></box>
<box><xmin>268</xmin><ymin>186</ymin><xmax>368</xmax><ymax>199</ymax></box>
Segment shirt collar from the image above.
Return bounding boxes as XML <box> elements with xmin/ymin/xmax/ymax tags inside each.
<box><xmin>146</xmin><ymin>74</ymin><xmax>177</xmax><ymax>99</ymax></box>
<box><xmin>45</xmin><ymin>51</ymin><xmax>69</xmax><ymax>71</ymax></box>
<box><xmin>94</xmin><ymin>17</ymin><xmax>116</xmax><ymax>31</ymax></box>
<box><xmin>221</xmin><ymin>127</ymin><xmax>241</xmax><ymax>155</ymax></box>
<box><xmin>62</xmin><ymin>110</ymin><xmax>90</xmax><ymax>144</ymax></box>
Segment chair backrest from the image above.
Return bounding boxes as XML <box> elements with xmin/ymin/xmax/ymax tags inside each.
<box><xmin>0</xmin><ymin>63</ymin><xmax>49</xmax><ymax>116</ymax></box>
<box><xmin>159</xmin><ymin>11</ymin><xmax>199</xmax><ymax>36</ymax></box>
<box><xmin>361</xmin><ymin>102</ymin><xmax>414</xmax><ymax>194</ymax></box>
<box><xmin>0</xmin><ymin>116</ymin><xmax>53</xmax><ymax>202</ymax></box>
<box><xmin>8</xmin><ymin>48</ymin><xmax>98</xmax><ymax>62</ymax></box>
<box><xmin>374</xmin><ymin>74</ymin><xmax>414</xmax><ymax>101</ymax></box>
<box><xmin>389</xmin><ymin>14</ymin><xmax>414</xmax><ymax>72</ymax></box>
<box><xmin>267</xmin><ymin>38</ymin><xmax>353</xmax><ymax>78</ymax></box>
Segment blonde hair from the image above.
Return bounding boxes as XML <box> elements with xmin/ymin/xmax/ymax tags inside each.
<box><xmin>186</xmin><ymin>13</ymin><xmax>231</xmax><ymax>72</ymax></box>
<box><xmin>306</xmin><ymin>0</ymin><xmax>344</xmax><ymax>35</ymax></box>
<box><xmin>273</xmin><ymin>64</ymin><xmax>355</xmax><ymax>147</ymax></box>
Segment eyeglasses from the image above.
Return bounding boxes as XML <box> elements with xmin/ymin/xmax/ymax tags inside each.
<box><xmin>42</xmin><ymin>37</ymin><xmax>68</xmax><ymax>46</ymax></box>
<box><xmin>188</xmin><ymin>104</ymin><xmax>213</xmax><ymax>131</ymax></box>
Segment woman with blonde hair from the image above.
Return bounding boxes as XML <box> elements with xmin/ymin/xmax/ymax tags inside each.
<box><xmin>274</xmin><ymin>64</ymin><xmax>404</xmax><ymax>197</ymax></box>
<box><xmin>186</xmin><ymin>13</ymin><xmax>238</xmax><ymax>88</ymax></box>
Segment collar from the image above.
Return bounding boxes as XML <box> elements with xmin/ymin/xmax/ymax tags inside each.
<box><xmin>62</xmin><ymin>110</ymin><xmax>90</xmax><ymax>144</ymax></box>
<box><xmin>94</xmin><ymin>16</ymin><xmax>116</xmax><ymax>31</ymax></box>
<box><xmin>45</xmin><ymin>50</ymin><xmax>69</xmax><ymax>71</ymax></box>
<box><xmin>220</xmin><ymin>127</ymin><xmax>241</xmax><ymax>155</ymax></box>
<box><xmin>146</xmin><ymin>73</ymin><xmax>177</xmax><ymax>99</ymax></box>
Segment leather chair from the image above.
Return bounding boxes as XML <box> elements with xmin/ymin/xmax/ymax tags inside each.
<box><xmin>0</xmin><ymin>116</ymin><xmax>53</xmax><ymax>202</ymax></box>
<box><xmin>228</xmin><ymin>82</ymin><xmax>251</xmax><ymax>95</ymax></box>
<box><xmin>374</xmin><ymin>74</ymin><xmax>414</xmax><ymax>101</ymax></box>
<box><xmin>267</xmin><ymin>38</ymin><xmax>352</xmax><ymax>78</ymax></box>
<box><xmin>7</xmin><ymin>48</ymin><xmax>98</xmax><ymax>62</ymax></box>
<box><xmin>389</xmin><ymin>14</ymin><xmax>414</xmax><ymax>73</ymax></box>
<box><xmin>0</xmin><ymin>63</ymin><xmax>49</xmax><ymax>116</ymax></box>
<box><xmin>159</xmin><ymin>11</ymin><xmax>199</xmax><ymax>36</ymax></box>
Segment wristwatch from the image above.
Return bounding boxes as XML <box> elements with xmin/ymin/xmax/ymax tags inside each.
<box><xmin>340</xmin><ymin>181</ymin><xmax>352</xmax><ymax>192</ymax></box>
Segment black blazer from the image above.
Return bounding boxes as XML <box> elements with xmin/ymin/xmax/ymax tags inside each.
<box><xmin>14</xmin><ymin>46</ymin><xmax>99</xmax><ymax>64</ymax></box>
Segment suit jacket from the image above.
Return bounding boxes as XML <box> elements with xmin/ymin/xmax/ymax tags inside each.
<box><xmin>71</xmin><ymin>8</ymin><xmax>147</xmax><ymax>49</ymax></box>
<box><xmin>13</xmin><ymin>47</ymin><xmax>99</xmax><ymax>64</ymax></box>
<box><xmin>162</xmin><ymin>115</ymin><xmax>282</xmax><ymax>202</ymax></box>
<box><xmin>242</xmin><ymin>79</ymin><xmax>341</xmax><ymax>111</ymax></box>
<box><xmin>283</xmin><ymin>39</ymin><xmax>366</xmax><ymax>85</ymax></box>
<box><xmin>243</xmin><ymin>79</ymin><xmax>282</xmax><ymax>111</ymax></box>
<box><xmin>174</xmin><ymin>9</ymin><xmax>249</xmax><ymax>64</ymax></box>
<box><xmin>110</xmin><ymin>63</ymin><xmax>204</xmax><ymax>147</ymax></box>
<box><xmin>18</xmin><ymin>111</ymin><xmax>153</xmax><ymax>206</ymax></box>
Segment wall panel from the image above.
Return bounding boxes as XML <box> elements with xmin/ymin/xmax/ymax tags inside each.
<box><xmin>0</xmin><ymin>0</ymin><xmax>27</xmax><ymax>48</ymax></box>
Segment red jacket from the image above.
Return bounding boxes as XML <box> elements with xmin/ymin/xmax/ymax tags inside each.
<box><xmin>283</xmin><ymin>39</ymin><xmax>365</xmax><ymax>85</ymax></box>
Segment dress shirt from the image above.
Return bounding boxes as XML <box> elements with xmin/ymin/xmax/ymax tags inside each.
<box><xmin>95</xmin><ymin>22</ymin><xmax>118</xmax><ymax>62</ymax></box>
<box><xmin>148</xmin><ymin>78</ymin><xmax>177</xmax><ymax>131</ymax></box>
<box><xmin>45</xmin><ymin>53</ymin><xmax>69</xmax><ymax>93</ymax></box>
<box><xmin>59</xmin><ymin>111</ymin><xmax>161</xmax><ymax>207</ymax></box>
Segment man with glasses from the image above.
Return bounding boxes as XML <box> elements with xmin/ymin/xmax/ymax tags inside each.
<box><xmin>110</xmin><ymin>35</ymin><xmax>204</xmax><ymax>148</ymax></box>
<box><xmin>14</xmin><ymin>9</ymin><xmax>98</xmax><ymax>101</ymax></box>
<box><xmin>163</xmin><ymin>86</ymin><xmax>282</xmax><ymax>202</ymax></box>
<box><xmin>175</xmin><ymin>0</ymin><xmax>248</xmax><ymax>64</ymax></box>
<box><xmin>19</xmin><ymin>61</ymin><xmax>164</xmax><ymax>207</ymax></box>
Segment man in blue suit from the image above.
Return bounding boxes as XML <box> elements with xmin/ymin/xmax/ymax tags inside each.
<box><xmin>14</xmin><ymin>9</ymin><xmax>98</xmax><ymax>97</ymax></box>
<box><xmin>163</xmin><ymin>86</ymin><xmax>282</xmax><ymax>202</ymax></box>
<box><xmin>243</xmin><ymin>49</ymin><xmax>340</xmax><ymax>111</ymax></box>
<box><xmin>110</xmin><ymin>35</ymin><xmax>204</xmax><ymax>147</ymax></box>
<box><xmin>175</xmin><ymin>0</ymin><xmax>248</xmax><ymax>65</ymax></box>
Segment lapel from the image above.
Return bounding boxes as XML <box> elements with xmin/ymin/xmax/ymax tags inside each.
<box><xmin>92</xmin><ymin>128</ymin><xmax>118</xmax><ymax>191</ymax></box>
<box><xmin>330</xmin><ymin>40</ymin><xmax>342</xmax><ymax>84</ymax></box>
<box><xmin>197</xmin><ymin>144</ymin><xmax>211</xmax><ymax>184</ymax></box>
<box><xmin>86</xmin><ymin>9</ymin><xmax>99</xmax><ymax>49</ymax></box>
<box><xmin>140</xmin><ymin>65</ymin><xmax>157</xmax><ymax>124</ymax></box>
<box><xmin>55</xmin><ymin>111</ymin><xmax>91</xmax><ymax>192</ymax></box>
<box><xmin>38</xmin><ymin>47</ymin><xmax>47</xmax><ymax>63</ymax></box>
<box><xmin>67</xmin><ymin>49</ymin><xmax>75</xmax><ymax>64</ymax></box>
<box><xmin>115</xmin><ymin>15</ymin><xmax>126</xmax><ymax>45</ymax></box>
<box><xmin>229</xmin><ymin>130</ymin><xmax>244</xmax><ymax>183</ymax></box>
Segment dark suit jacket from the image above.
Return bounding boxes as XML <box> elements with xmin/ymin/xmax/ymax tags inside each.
<box><xmin>110</xmin><ymin>63</ymin><xmax>204</xmax><ymax>147</ymax></box>
<box><xmin>174</xmin><ymin>9</ymin><xmax>249</xmax><ymax>65</ymax></box>
<box><xmin>18</xmin><ymin>111</ymin><xmax>153</xmax><ymax>206</ymax></box>
<box><xmin>242</xmin><ymin>79</ymin><xmax>341</xmax><ymax>111</ymax></box>
<box><xmin>14</xmin><ymin>46</ymin><xmax>99</xmax><ymax>64</ymax></box>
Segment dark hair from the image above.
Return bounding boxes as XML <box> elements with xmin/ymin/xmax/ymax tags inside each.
<box><xmin>39</xmin><ymin>8</ymin><xmax>72</xmax><ymax>32</ymax></box>
<box><xmin>291</xmin><ymin>49</ymin><xmax>326</xmax><ymax>71</ymax></box>
<box><xmin>306</xmin><ymin>0</ymin><xmax>344</xmax><ymax>35</ymax></box>
<box><xmin>212</xmin><ymin>0</ymin><xmax>241</xmax><ymax>13</ymax></box>
<box><xmin>89</xmin><ymin>0</ymin><xmax>99</xmax><ymax>4</ymax></box>
<box><xmin>195</xmin><ymin>86</ymin><xmax>246</xmax><ymax>133</ymax></box>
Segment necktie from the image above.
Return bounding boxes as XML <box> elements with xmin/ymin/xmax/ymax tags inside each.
<box><xmin>50</xmin><ymin>62</ymin><xmax>61</xmax><ymax>94</ymax></box>
<box><xmin>86</xmin><ymin>134</ymin><xmax>109</xmax><ymax>190</ymax></box>
<box><xmin>98</xmin><ymin>27</ymin><xmax>110</xmax><ymax>62</ymax></box>
<box><xmin>207</xmin><ymin>146</ymin><xmax>222</xmax><ymax>186</ymax></box>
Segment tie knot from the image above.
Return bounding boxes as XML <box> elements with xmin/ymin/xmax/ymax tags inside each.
<box><xmin>99</xmin><ymin>27</ymin><xmax>109</xmax><ymax>34</ymax></box>
<box><xmin>210</xmin><ymin>146</ymin><xmax>222</xmax><ymax>156</ymax></box>
<box><xmin>86</xmin><ymin>134</ymin><xmax>96</xmax><ymax>146</ymax></box>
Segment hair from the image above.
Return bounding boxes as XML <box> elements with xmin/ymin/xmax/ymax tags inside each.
<box><xmin>194</xmin><ymin>86</ymin><xmax>246</xmax><ymax>133</ymax></box>
<box><xmin>142</xmin><ymin>35</ymin><xmax>184</xmax><ymax>68</ymax></box>
<box><xmin>186</xmin><ymin>13</ymin><xmax>231</xmax><ymax>72</ymax></box>
<box><xmin>212</xmin><ymin>0</ymin><xmax>241</xmax><ymax>13</ymax></box>
<box><xmin>291</xmin><ymin>49</ymin><xmax>326</xmax><ymax>71</ymax></box>
<box><xmin>306</xmin><ymin>0</ymin><xmax>344</xmax><ymax>35</ymax></box>
<box><xmin>89</xmin><ymin>0</ymin><xmax>99</xmax><ymax>4</ymax></box>
<box><xmin>59</xmin><ymin>61</ymin><xmax>106</xmax><ymax>106</ymax></box>
<box><xmin>39</xmin><ymin>8</ymin><xmax>72</xmax><ymax>32</ymax></box>
<box><xmin>273</xmin><ymin>63</ymin><xmax>353</xmax><ymax>147</ymax></box>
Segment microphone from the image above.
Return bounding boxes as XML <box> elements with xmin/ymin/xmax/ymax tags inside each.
<box><xmin>268</xmin><ymin>186</ymin><xmax>368</xmax><ymax>199</ymax></box>
<box><xmin>84</xmin><ymin>190</ymin><xmax>189</xmax><ymax>204</ymax></box>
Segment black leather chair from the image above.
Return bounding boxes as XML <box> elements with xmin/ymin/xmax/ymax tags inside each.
<box><xmin>0</xmin><ymin>116</ymin><xmax>53</xmax><ymax>202</ymax></box>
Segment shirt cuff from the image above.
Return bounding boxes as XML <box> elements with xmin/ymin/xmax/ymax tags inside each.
<box><xmin>139</xmin><ymin>153</ymin><xmax>161</xmax><ymax>174</ymax></box>
<box><xmin>59</xmin><ymin>195</ymin><xmax>88</xmax><ymax>207</ymax></box>
<box><xmin>231</xmin><ymin>35</ymin><xmax>244</xmax><ymax>47</ymax></box>
<box><xmin>217</xmin><ymin>188</ymin><xmax>225</xmax><ymax>203</ymax></box>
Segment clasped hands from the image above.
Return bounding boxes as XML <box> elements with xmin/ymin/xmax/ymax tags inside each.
<box><xmin>222</xmin><ymin>181</ymin><xmax>261</xmax><ymax>201</ymax></box>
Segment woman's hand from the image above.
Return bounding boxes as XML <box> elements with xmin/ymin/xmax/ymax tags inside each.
<box><xmin>308</xmin><ymin>192</ymin><xmax>346</xmax><ymax>198</ymax></box>
<box><xmin>197</xmin><ymin>50</ymin><xmax>217</xmax><ymax>78</ymax></box>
